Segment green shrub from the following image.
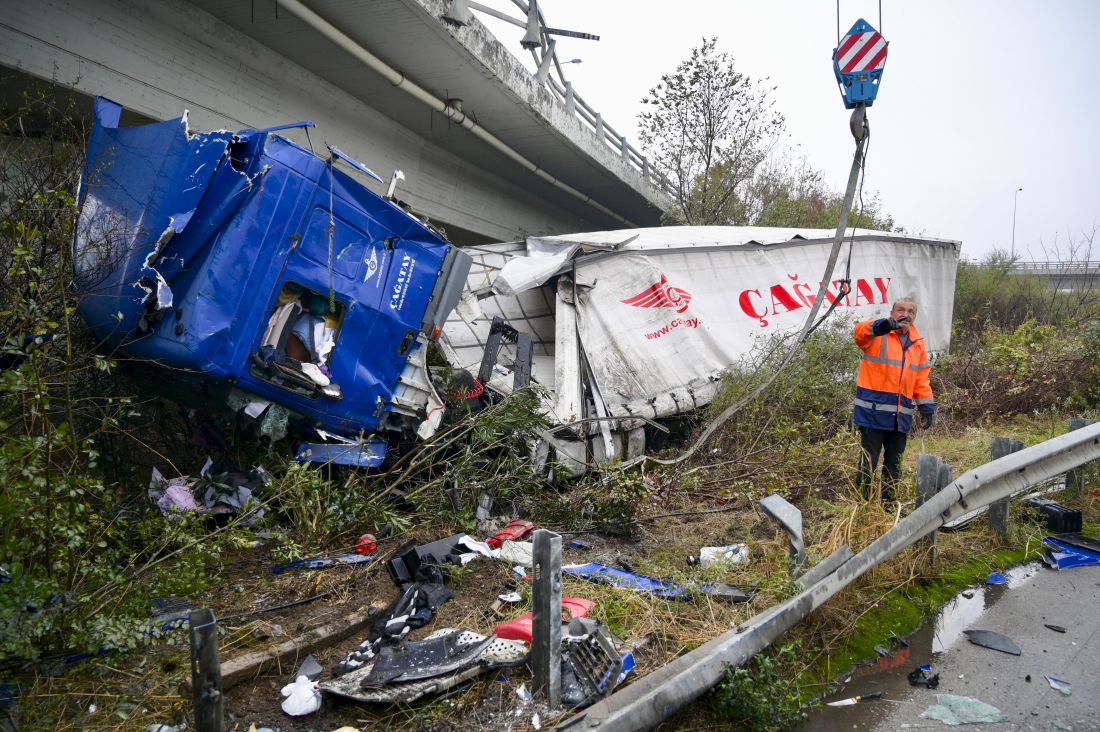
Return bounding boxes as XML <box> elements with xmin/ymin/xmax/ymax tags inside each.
<box><xmin>709</xmin><ymin>643</ymin><xmax>811</xmax><ymax>731</ymax></box>
<box><xmin>934</xmin><ymin>319</ymin><xmax>1100</xmax><ymax>422</ymax></box>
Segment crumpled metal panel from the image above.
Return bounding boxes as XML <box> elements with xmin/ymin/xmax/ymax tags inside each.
<box><xmin>75</xmin><ymin>97</ymin><xmax>458</xmax><ymax>438</ymax></box>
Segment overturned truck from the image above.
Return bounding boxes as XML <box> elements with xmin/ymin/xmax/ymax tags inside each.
<box><xmin>75</xmin><ymin>98</ymin><xmax>471</xmax><ymax>466</ymax></box>
<box><xmin>441</xmin><ymin>227</ymin><xmax>959</xmax><ymax>475</ymax></box>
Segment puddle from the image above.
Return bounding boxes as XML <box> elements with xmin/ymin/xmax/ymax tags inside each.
<box><xmin>795</xmin><ymin>561</ymin><xmax>1041</xmax><ymax>731</ymax></box>
<box><xmin>932</xmin><ymin>562</ymin><xmax>1037</xmax><ymax>653</ymax></box>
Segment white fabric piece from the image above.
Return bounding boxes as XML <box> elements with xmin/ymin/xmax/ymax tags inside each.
<box><xmin>280</xmin><ymin>675</ymin><xmax>320</xmax><ymax>716</ymax></box>
<box><xmin>291</xmin><ymin>313</ymin><xmax>336</xmax><ymax>362</ymax></box>
<box><xmin>243</xmin><ymin>399</ymin><xmax>271</xmax><ymax>418</ymax></box>
<box><xmin>457</xmin><ymin>535</ymin><xmax>496</xmax><ymax>559</ymax></box>
<box><xmin>299</xmin><ymin>362</ymin><xmax>330</xmax><ymax>387</ymax></box>
<box><xmin>498</xmin><ymin>540</ymin><xmax>534</xmax><ymax>566</ymax></box>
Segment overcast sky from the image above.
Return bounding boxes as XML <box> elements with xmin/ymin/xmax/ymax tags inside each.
<box><xmin>474</xmin><ymin>1</ymin><xmax>1100</xmax><ymax>261</ymax></box>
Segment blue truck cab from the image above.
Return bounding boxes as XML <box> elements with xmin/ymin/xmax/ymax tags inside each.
<box><xmin>75</xmin><ymin>98</ymin><xmax>471</xmax><ymax>465</ymax></box>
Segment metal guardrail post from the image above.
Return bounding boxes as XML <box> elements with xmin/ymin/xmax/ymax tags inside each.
<box><xmin>916</xmin><ymin>454</ymin><xmax>943</xmax><ymax>563</ymax></box>
<box><xmin>532</xmin><ymin>528</ymin><xmax>563</xmax><ymax>709</ymax></box>
<box><xmin>1066</xmin><ymin>417</ymin><xmax>1095</xmax><ymax>497</ymax></box>
<box><xmin>189</xmin><ymin>608</ymin><xmax>223</xmax><ymax>732</ymax></box>
<box><xmin>989</xmin><ymin>437</ymin><xmax>1023</xmax><ymax>539</ymax></box>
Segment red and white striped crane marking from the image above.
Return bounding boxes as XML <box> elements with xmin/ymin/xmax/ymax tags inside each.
<box><xmin>837</xmin><ymin>30</ymin><xmax>888</xmax><ymax>73</ymax></box>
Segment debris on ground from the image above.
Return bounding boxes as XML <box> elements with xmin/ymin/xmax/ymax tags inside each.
<box><xmin>826</xmin><ymin>691</ymin><xmax>882</xmax><ymax>706</ymax></box>
<box><xmin>1041</xmin><ymin>536</ymin><xmax>1100</xmax><ymax>570</ymax></box>
<box><xmin>495</xmin><ymin>598</ymin><xmax>595</xmax><ymax>645</ymax></box>
<box><xmin>271</xmin><ymin>552</ymin><xmax>374</xmax><ymax>575</ymax></box>
<box><xmin>1044</xmin><ymin>623</ymin><xmax>1067</xmax><ymax>633</ymax></box>
<box><xmin>907</xmin><ymin>665</ymin><xmax>940</xmax><ymax>688</ymax></box>
<box><xmin>148</xmin><ymin>461</ymin><xmax>268</xmax><ymax>523</ymax></box>
<box><xmin>963</xmin><ymin>629</ymin><xmax>1022</xmax><ymax>656</ymax></box>
<box><xmin>320</xmin><ymin>629</ymin><xmax>528</xmax><ymax>704</ymax></box>
<box><xmin>486</xmin><ymin>519</ymin><xmax>536</xmax><ymax>548</ymax></box>
<box><xmin>985</xmin><ymin>571</ymin><xmax>1008</xmax><ymax>585</ymax></box>
<box><xmin>280</xmin><ymin>654</ymin><xmax>322</xmax><ymax>716</ymax></box>
<box><xmin>1026</xmin><ymin>498</ymin><xmax>1083</xmax><ymax>533</ymax></box>
<box><xmin>687</xmin><ymin>543</ymin><xmax>750</xmax><ymax>567</ymax></box>
<box><xmin>920</xmin><ymin>694</ymin><xmax>1007</xmax><ymax>725</ymax></box>
<box><xmin>1043</xmin><ymin>675</ymin><xmax>1072</xmax><ymax>696</ymax></box>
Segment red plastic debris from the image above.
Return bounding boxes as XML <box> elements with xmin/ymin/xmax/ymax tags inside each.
<box><xmin>487</xmin><ymin>519</ymin><xmax>535</xmax><ymax>549</ymax></box>
<box><xmin>493</xmin><ymin>597</ymin><xmax>595</xmax><ymax>645</ymax></box>
<box><xmin>355</xmin><ymin>533</ymin><xmax>377</xmax><ymax>555</ymax></box>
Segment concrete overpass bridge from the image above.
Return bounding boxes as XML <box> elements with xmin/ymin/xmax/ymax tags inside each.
<box><xmin>0</xmin><ymin>0</ymin><xmax>669</xmax><ymax>244</ymax></box>
<box><xmin>1012</xmin><ymin>261</ymin><xmax>1100</xmax><ymax>291</ymax></box>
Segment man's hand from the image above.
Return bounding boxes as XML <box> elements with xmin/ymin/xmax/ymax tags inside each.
<box><xmin>887</xmin><ymin>318</ymin><xmax>904</xmax><ymax>331</ymax></box>
<box><xmin>920</xmin><ymin>412</ymin><xmax>934</xmax><ymax>430</ymax></box>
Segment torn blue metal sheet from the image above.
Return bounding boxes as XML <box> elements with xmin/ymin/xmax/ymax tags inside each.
<box><xmin>563</xmin><ymin>562</ymin><xmax>755</xmax><ymax>603</ymax></box>
<box><xmin>295</xmin><ymin>439</ymin><xmax>387</xmax><ymax>467</ymax></box>
<box><xmin>327</xmin><ymin>144</ymin><xmax>383</xmax><ymax>183</ymax></box>
<box><xmin>75</xmin><ymin>98</ymin><xmax>471</xmax><ymax>456</ymax></box>
<box><xmin>563</xmin><ymin>563</ymin><xmax>687</xmax><ymax>600</ymax></box>
<box><xmin>272</xmin><ymin>553</ymin><xmax>375</xmax><ymax>575</ymax></box>
<box><xmin>1041</xmin><ymin>537</ymin><xmax>1100</xmax><ymax>570</ymax></box>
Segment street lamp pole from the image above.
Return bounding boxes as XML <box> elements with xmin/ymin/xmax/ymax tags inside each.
<box><xmin>1011</xmin><ymin>187</ymin><xmax>1023</xmax><ymax>258</ymax></box>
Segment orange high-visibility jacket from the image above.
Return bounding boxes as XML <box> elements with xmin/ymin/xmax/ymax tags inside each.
<box><xmin>853</xmin><ymin>319</ymin><xmax>935</xmax><ymax>433</ymax></box>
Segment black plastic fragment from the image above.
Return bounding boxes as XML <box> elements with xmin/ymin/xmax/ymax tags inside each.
<box><xmin>907</xmin><ymin>666</ymin><xmax>940</xmax><ymax>688</ymax></box>
<box><xmin>1044</xmin><ymin>624</ymin><xmax>1067</xmax><ymax>633</ymax></box>
<box><xmin>964</xmin><ymin>629</ymin><xmax>1022</xmax><ymax>656</ymax></box>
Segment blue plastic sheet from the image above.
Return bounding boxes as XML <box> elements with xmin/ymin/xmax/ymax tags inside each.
<box><xmin>1042</xmin><ymin>537</ymin><xmax>1100</xmax><ymax>570</ymax></box>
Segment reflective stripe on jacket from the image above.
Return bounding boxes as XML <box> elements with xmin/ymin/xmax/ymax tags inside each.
<box><xmin>853</xmin><ymin>319</ymin><xmax>935</xmax><ymax>433</ymax></box>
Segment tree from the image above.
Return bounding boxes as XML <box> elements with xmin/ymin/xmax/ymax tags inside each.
<box><xmin>639</xmin><ymin>37</ymin><xmax>785</xmax><ymax>225</ymax></box>
<box><xmin>748</xmin><ymin>152</ymin><xmax>896</xmax><ymax>231</ymax></box>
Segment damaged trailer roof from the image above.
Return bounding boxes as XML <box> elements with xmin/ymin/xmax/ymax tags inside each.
<box><xmin>441</xmin><ymin>226</ymin><xmax>959</xmax><ymax>470</ymax></box>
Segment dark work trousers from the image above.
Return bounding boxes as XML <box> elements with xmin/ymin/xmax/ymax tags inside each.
<box><xmin>858</xmin><ymin>427</ymin><xmax>908</xmax><ymax>501</ymax></box>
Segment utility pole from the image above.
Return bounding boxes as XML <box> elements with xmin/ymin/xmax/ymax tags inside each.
<box><xmin>1011</xmin><ymin>187</ymin><xmax>1023</xmax><ymax>258</ymax></box>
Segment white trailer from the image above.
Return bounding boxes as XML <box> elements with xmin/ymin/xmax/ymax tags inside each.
<box><xmin>441</xmin><ymin>226</ymin><xmax>960</xmax><ymax>475</ymax></box>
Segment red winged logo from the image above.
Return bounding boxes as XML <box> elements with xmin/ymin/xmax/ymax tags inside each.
<box><xmin>621</xmin><ymin>273</ymin><xmax>692</xmax><ymax>314</ymax></box>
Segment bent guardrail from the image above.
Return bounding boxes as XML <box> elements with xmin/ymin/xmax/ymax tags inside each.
<box><xmin>556</xmin><ymin>421</ymin><xmax>1100</xmax><ymax>731</ymax></box>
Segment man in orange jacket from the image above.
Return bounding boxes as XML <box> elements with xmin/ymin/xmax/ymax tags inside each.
<box><xmin>853</xmin><ymin>297</ymin><xmax>935</xmax><ymax>500</ymax></box>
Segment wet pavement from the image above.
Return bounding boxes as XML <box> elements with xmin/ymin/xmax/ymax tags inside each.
<box><xmin>798</xmin><ymin>562</ymin><xmax>1100</xmax><ymax>731</ymax></box>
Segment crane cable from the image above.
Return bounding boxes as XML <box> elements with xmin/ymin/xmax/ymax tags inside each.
<box><xmin>645</xmin><ymin>110</ymin><xmax>870</xmax><ymax>468</ymax></box>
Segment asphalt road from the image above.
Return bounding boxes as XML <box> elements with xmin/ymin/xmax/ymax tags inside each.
<box><xmin>799</xmin><ymin>562</ymin><xmax>1100</xmax><ymax>731</ymax></box>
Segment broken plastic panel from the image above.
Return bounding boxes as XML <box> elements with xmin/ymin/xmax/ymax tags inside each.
<box><xmin>1042</xmin><ymin>537</ymin><xmax>1100</xmax><ymax>570</ymax></box>
<box><xmin>271</xmin><ymin>552</ymin><xmax>373</xmax><ymax>575</ymax></box>
<box><xmin>494</xmin><ymin>597</ymin><xmax>595</xmax><ymax>645</ymax></box>
<box><xmin>294</xmin><ymin>440</ymin><xmax>387</xmax><ymax>468</ymax></box>
<box><xmin>363</xmin><ymin>629</ymin><xmax>495</xmax><ymax>686</ymax></box>
<box><xmin>963</xmin><ymin>629</ymin><xmax>1021</xmax><ymax>656</ymax></box>
<box><xmin>560</xmin><ymin>618</ymin><xmax>623</xmax><ymax>709</ymax></box>
<box><xmin>319</xmin><ymin>629</ymin><xmax>527</xmax><ymax>704</ymax></box>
